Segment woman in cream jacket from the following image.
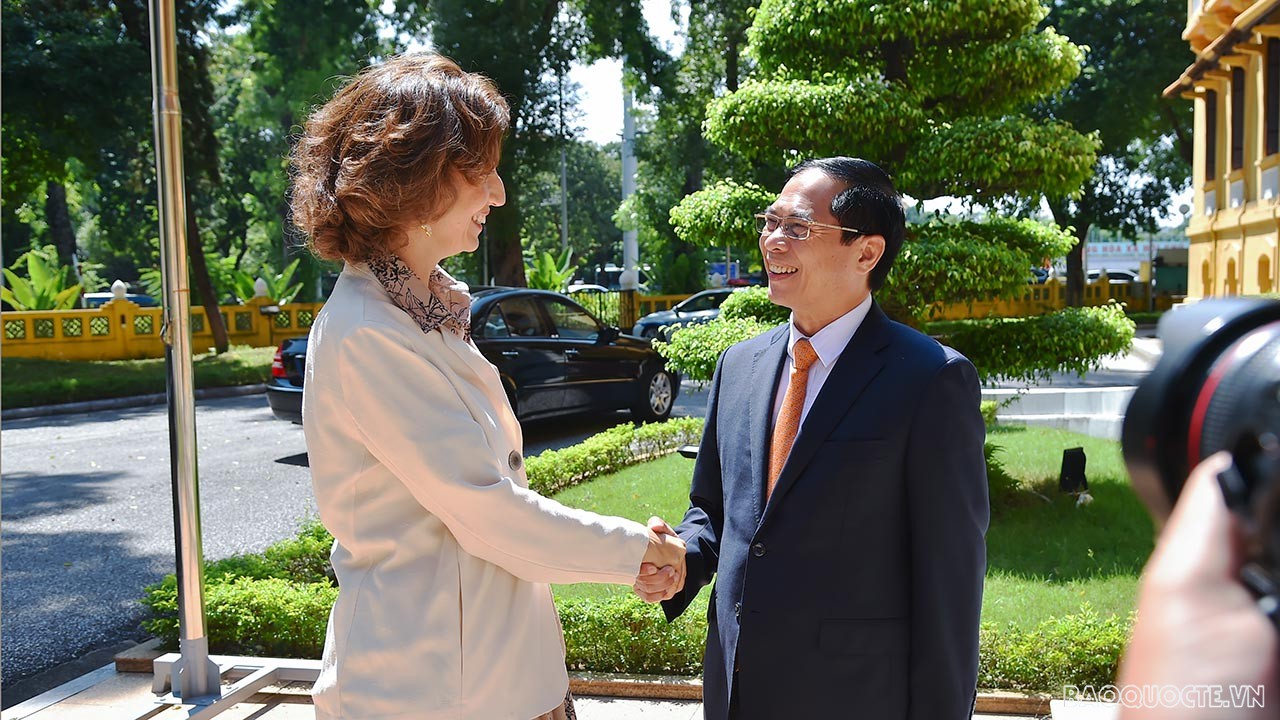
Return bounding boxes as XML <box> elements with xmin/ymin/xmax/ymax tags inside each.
<box><xmin>290</xmin><ymin>53</ymin><xmax>685</xmax><ymax>720</ymax></box>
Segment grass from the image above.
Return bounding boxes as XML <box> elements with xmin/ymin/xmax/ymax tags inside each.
<box><xmin>552</xmin><ymin>425</ymin><xmax>1153</xmax><ymax>630</ymax></box>
<box><xmin>1</xmin><ymin>346</ymin><xmax>275</xmax><ymax>409</ymax></box>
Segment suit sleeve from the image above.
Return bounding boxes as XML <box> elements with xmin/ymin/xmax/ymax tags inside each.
<box><xmin>905</xmin><ymin>356</ymin><xmax>989</xmax><ymax>720</ymax></box>
<box><xmin>334</xmin><ymin>323</ymin><xmax>649</xmax><ymax>586</ymax></box>
<box><xmin>661</xmin><ymin>353</ymin><xmax>727</xmax><ymax>622</ymax></box>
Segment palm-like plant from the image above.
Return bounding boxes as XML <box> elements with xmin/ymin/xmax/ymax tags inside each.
<box><xmin>230</xmin><ymin>259</ymin><xmax>304</xmax><ymax>304</ymax></box>
<box><xmin>525</xmin><ymin>249</ymin><xmax>575</xmax><ymax>291</ymax></box>
<box><xmin>1</xmin><ymin>246</ymin><xmax>82</xmax><ymax>310</ymax></box>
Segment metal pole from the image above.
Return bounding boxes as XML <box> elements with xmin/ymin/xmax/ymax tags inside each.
<box><xmin>559</xmin><ymin>72</ymin><xmax>570</xmax><ymax>252</ymax></box>
<box><xmin>620</xmin><ymin>86</ymin><xmax>639</xmax><ymax>290</ymax></box>
<box><xmin>148</xmin><ymin>0</ymin><xmax>220</xmax><ymax>703</ymax></box>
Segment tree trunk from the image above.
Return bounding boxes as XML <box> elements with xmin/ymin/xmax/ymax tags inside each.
<box><xmin>1048</xmin><ymin>198</ymin><xmax>1088</xmax><ymax>307</ymax></box>
<box><xmin>489</xmin><ymin>158</ymin><xmax>527</xmax><ymax>286</ymax></box>
<box><xmin>185</xmin><ymin>183</ymin><xmax>230</xmax><ymax>353</ymax></box>
<box><xmin>45</xmin><ymin>181</ymin><xmax>78</xmax><ymax>269</ymax></box>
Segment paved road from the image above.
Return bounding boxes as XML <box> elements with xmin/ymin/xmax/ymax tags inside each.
<box><xmin>0</xmin><ymin>385</ymin><xmax>711</xmax><ymax>697</ymax></box>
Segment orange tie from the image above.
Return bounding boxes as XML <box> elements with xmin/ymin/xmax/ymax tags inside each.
<box><xmin>768</xmin><ymin>338</ymin><xmax>819</xmax><ymax>498</ymax></box>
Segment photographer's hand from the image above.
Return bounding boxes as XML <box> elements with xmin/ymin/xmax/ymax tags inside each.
<box><xmin>1119</xmin><ymin>452</ymin><xmax>1279</xmax><ymax>719</ymax></box>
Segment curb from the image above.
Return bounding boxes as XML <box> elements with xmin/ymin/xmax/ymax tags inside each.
<box><xmin>113</xmin><ymin>641</ymin><xmax>1052</xmax><ymax>714</ymax></box>
<box><xmin>2</xmin><ymin>384</ymin><xmax>267</xmax><ymax>421</ymax></box>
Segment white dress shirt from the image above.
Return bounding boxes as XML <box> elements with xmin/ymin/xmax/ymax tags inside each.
<box><xmin>771</xmin><ymin>294</ymin><xmax>874</xmax><ymax>429</ymax></box>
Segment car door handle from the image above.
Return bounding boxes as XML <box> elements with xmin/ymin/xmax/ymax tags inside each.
<box><xmin>564</xmin><ymin>348</ymin><xmax>579</xmax><ymax>358</ymax></box>
<box><xmin>500</xmin><ymin>350</ymin><xmax>519</xmax><ymax>358</ymax></box>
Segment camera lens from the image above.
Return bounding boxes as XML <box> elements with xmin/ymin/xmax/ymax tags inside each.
<box><xmin>1122</xmin><ymin>299</ymin><xmax>1280</xmax><ymax>519</ymax></box>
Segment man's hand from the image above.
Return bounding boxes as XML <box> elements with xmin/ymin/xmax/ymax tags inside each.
<box><xmin>634</xmin><ymin>516</ymin><xmax>686</xmax><ymax>602</ymax></box>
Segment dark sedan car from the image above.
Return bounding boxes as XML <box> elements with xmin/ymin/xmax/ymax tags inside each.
<box><xmin>267</xmin><ymin>287</ymin><xmax>679</xmax><ymax>424</ymax></box>
<box><xmin>631</xmin><ymin>288</ymin><xmax>735</xmax><ymax>339</ymax></box>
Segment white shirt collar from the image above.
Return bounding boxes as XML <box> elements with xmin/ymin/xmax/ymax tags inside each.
<box><xmin>787</xmin><ymin>294</ymin><xmax>874</xmax><ymax>368</ymax></box>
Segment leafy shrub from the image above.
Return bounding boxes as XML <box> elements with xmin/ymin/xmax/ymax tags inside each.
<box><xmin>717</xmin><ymin>286</ymin><xmax>789</xmax><ymax>325</ymax></box>
<box><xmin>927</xmin><ymin>304</ymin><xmax>1136</xmax><ymax>385</ymax></box>
<box><xmin>980</xmin><ymin>400</ymin><xmax>998</xmax><ymax>426</ymax></box>
<box><xmin>653</xmin><ymin>317</ymin><xmax>777</xmax><ymax>382</ymax></box>
<box><xmin>526</xmin><ymin>418</ymin><xmax>704</xmax><ymax>495</ymax></box>
<box><xmin>143</xmin><ymin>575</ymin><xmax>336</xmax><ymax>656</ymax></box>
<box><xmin>138</xmin><ymin>420</ymin><xmax>1128</xmax><ymax>692</ymax></box>
<box><xmin>559</xmin><ymin>593</ymin><xmax>708</xmax><ymax>675</ymax></box>
<box><xmin>979</xmin><ymin>608</ymin><xmax>1131</xmax><ymax>692</ymax></box>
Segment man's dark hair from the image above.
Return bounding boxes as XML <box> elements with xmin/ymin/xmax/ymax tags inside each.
<box><xmin>788</xmin><ymin>157</ymin><xmax>906</xmax><ymax>291</ymax></box>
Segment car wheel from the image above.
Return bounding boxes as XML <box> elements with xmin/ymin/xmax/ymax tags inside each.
<box><xmin>633</xmin><ymin>366</ymin><xmax>676</xmax><ymax>422</ymax></box>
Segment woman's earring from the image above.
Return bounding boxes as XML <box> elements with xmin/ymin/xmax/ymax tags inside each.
<box><xmin>420</xmin><ymin>224</ymin><xmax>432</xmax><ymax>237</ymax></box>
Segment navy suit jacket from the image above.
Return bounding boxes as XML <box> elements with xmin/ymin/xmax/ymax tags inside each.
<box><xmin>662</xmin><ymin>303</ymin><xmax>989</xmax><ymax>720</ymax></box>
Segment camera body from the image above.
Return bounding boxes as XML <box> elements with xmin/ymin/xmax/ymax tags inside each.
<box><xmin>1122</xmin><ymin>298</ymin><xmax>1280</xmax><ymax>607</ymax></box>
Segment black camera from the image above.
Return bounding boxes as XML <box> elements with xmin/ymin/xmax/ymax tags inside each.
<box><xmin>1122</xmin><ymin>298</ymin><xmax>1280</xmax><ymax>617</ymax></box>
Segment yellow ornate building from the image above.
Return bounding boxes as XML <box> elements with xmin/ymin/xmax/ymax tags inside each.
<box><xmin>1167</xmin><ymin>0</ymin><xmax>1280</xmax><ymax>297</ymax></box>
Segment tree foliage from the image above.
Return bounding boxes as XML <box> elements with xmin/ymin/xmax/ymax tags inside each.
<box><xmin>705</xmin><ymin>0</ymin><xmax>1098</xmax><ymax>201</ymax></box>
<box><xmin>661</xmin><ymin>0</ymin><xmax>1133</xmax><ymax>382</ymax></box>
<box><xmin>1036</xmin><ymin>0</ymin><xmax>1193</xmax><ymax>305</ymax></box>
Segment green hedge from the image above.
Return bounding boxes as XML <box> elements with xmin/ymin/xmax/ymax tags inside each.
<box><xmin>979</xmin><ymin>608</ymin><xmax>1130</xmax><ymax>691</ymax></box>
<box><xmin>527</xmin><ymin>418</ymin><xmax>704</xmax><ymax>495</ymax></box>
<box><xmin>140</xmin><ymin>418</ymin><xmax>1128</xmax><ymax>693</ymax></box>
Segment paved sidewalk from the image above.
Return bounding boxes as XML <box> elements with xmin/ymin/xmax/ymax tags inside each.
<box><xmin>1</xmin><ymin>664</ymin><xmax>1050</xmax><ymax>720</ymax></box>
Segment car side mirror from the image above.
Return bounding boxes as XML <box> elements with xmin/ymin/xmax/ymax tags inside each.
<box><xmin>597</xmin><ymin>326</ymin><xmax>620</xmax><ymax>344</ymax></box>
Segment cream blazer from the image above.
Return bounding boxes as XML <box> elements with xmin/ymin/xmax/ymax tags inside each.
<box><xmin>302</xmin><ymin>264</ymin><xmax>650</xmax><ymax>720</ymax></box>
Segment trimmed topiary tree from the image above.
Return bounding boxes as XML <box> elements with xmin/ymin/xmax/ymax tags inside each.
<box><xmin>659</xmin><ymin>0</ymin><xmax>1134</xmax><ymax>383</ymax></box>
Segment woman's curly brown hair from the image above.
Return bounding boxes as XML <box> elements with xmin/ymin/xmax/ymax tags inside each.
<box><xmin>290</xmin><ymin>53</ymin><xmax>509</xmax><ymax>263</ymax></box>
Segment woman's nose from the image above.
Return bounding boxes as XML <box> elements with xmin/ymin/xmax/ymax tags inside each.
<box><xmin>489</xmin><ymin>172</ymin><xmax>507</xmax><ymax>207</ymax></box>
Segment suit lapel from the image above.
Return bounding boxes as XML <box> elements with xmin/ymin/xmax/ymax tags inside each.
<box><xmin>747</xmin><ymin>325</ymin><xmax>790</xmax><ymax>526</ymax></box>
<box><xmin>759</xmin><ymin>303</ymin><xmax>892</xmax><ymax>529</ymax></box>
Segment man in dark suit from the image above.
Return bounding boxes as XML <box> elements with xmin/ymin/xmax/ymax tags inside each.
<box><xmin>642</xmin><ymin>158</ymin><xmax>989</xmax><ymax>719</ymax></box>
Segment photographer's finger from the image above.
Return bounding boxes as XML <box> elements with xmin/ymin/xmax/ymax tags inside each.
<box><xmin>1149</xmin><ymin>452</ymin><xmax>1237</xmax><ymax>586</ymax></box>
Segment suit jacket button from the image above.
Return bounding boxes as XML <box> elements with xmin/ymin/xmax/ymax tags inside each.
<box><xmin>734</xmin><ymin>602</ymin><xmax>741</xmax><ymax>617</ymax></box>
<box><xmin>752</xmin><ymin>542</ymin><xmax>766</xmax><ymax>557</ymax></box>
<box><xmin>508</xmin><ymin>450</ymin><xmax>523</xmax><ymax>470</ymax></box>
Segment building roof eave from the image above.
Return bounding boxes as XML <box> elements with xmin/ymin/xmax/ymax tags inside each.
<box><xmin>1163</xmin><ymin>0</ymin><xmax>1280</xmax><ymax>99</ymax></box>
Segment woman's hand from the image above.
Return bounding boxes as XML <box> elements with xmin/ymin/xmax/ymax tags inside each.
<box><xmin>634</xmin><ymin>516</ymin><xmax>686</xmax><ymax>602</ymax></box>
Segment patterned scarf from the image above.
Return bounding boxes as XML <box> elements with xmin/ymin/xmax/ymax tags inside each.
<box><xmin>368</xmin><ymin>253</ymin><xmax>472</xmax><ymax>342</ymax></box>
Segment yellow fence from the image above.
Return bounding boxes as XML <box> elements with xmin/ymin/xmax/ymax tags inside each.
<box><xmin>1</xmin><ymin>281</ymin><xmax>1174</xmax><ymax>362</ymax></box>
<box><xmin>927</xmin><ymin>278</ymin><xmax>1174</xmax><ymax>320</ymax></box>
<box><xmin>1</xmin><ymin>296</ymin><xmax>325</xmax><ymax>362</ymax></box>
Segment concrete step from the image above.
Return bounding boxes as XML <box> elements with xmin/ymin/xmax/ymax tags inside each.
<box><xmin>982</xmin><ymin>387</ymin><xmax>1137</xmax><ymax>440</ymax></box>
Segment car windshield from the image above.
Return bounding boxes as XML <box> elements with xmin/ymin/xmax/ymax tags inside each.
<box><xmin>544</xmin><ymin>297</ymin><xmax>601</xmax><ymax>341</ymax></box>
<box><xmin>677</xmin><ymin>291</ymin><xmax>727</xmax><ymax>313</ymax></box>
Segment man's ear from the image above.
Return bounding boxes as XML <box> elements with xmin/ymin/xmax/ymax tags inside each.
<box><xmin>856</xmin><ymin>234</ymin><xmax>886</xmax><ymax>273</ymax></box>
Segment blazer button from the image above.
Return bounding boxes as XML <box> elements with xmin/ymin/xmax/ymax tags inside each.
<box><xmin>508</xmin><ymin>450</ymin><xmax>523</xmax><ymax>470</ymax></box>
<box><xmin>734</xmin><ymin>602</ymin><xmax>741</xmax><ymax>618</ymax></box>
<box><xmin>752</xmin><ymin>542</ymin><xmax>766</xmax><ymax>557</ymax></box>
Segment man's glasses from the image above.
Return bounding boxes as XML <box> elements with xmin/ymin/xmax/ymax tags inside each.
<box><xmin>753</xmin><ymin>212</ymin><xmax>863</xmax><ymax>241</ymax></box>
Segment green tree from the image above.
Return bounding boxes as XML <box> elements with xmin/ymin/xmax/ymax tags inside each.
<box><xmin>624</xmin><ymin>0</ymin><xmax>768</xmax><ymax>293</ymax></box>
<box><xmin>2</xmin><ymin>0</ymin><xmax>232</xmax><ymax>350</ymax></box>
<box><xmin>519</xmin><ymin>140</ymin><xmax>624</xmax><ymax>274</ymax></box>
<box><xmin>661</xmin><ymin>0</ymin><xmax>1135</xmax><ymax>383</ymax></box>
<box><xmin>430</xmin><ymin>0</ymin><xmax>672</xmax><ymax>286</ymax></box>
<box><xmin>1036</xmin><ymin>0</ymin><xmax>1193</xmax><ymax>305</ymax></box>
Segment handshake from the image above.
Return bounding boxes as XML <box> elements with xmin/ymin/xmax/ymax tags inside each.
<box><xmin>634</xmin><ymin>516</ymin><xmax>686</xmax><ymax>603</ymax></box>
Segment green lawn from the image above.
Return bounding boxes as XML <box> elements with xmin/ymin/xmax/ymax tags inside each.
<box><xmin>1</xmin><ymin>346</ymin><xmax>275</xmax><ymax>409</ymax></box>
<box><xmin>552</xmin><ymin>425</ymin><xmax>1153</xmax><ymax>629</ymax></box>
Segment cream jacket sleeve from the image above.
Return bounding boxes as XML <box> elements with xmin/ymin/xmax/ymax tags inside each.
<box><xmin>332</xmin><ymin>321</ymin><xmax>649</xmax><ymax>585</ymax></box>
